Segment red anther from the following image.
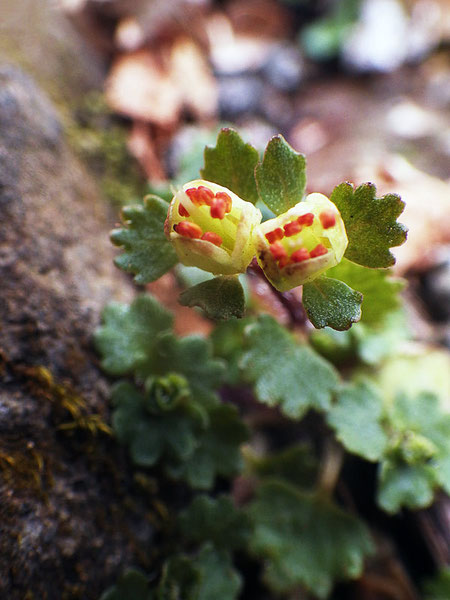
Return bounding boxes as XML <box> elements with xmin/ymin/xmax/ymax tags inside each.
<box><xmin>284</xmin><ymin>220</ymin><xmax>302</xmax><ymax>237</ymax></box>
<box><xmin>319</xmin><ymin>211</ymin><xmax>336</xmax><ymax>229</ymax></box>
<box><xmin>290</xmin><ymin>248</ymin><xmax>310</xmax><ymax>263</ymax></box>
<box><xmin>178</xmin><ymin>203</ymin><xmax>190</xmax><ymax>217</ymax></box>
<box><xmin>201</xmin><ymin>232</ymin><xmax>223</xmax><ymax>247</ymax></box>
<box><xmin>215</xmin><ymin>192</ymin><xmax>232</xmax><ymax>213</ymax></box>
<box><xmin>278</xmin><ymin>256</ymin><xmax>289</xmax><ymax>269</ymax></box>
<box><xmin>265</xmin><ymin>228</ymin><xmax>284</xmax><ymax>244</ymax></box>
<box><xmin>310</xmin><ymin>243</ymin><xmax>328</xmax><ymax>258</ymax></box>
<box><xmin>185</xmin><ymin>186</ymin><xmax>215</xmax><ymax>206</ymax></box>
<box><xmin>210</xmin><ymin>197</ymin><xmax>226</xmax><ymax>219</ymax></box>
<box><xmin>174</xmin><ymin>221</ymin><xmax>203</xmax><ymax>239</ymax></box>
<box><xmin>269</xmin><ymin>242</ymin><xmax>288</xmax><ymax>260</ymax></box>
<box><xmin>297</xmin><ymin>213</ymin><xmax>314</xmax><ymax>226</ymax></box>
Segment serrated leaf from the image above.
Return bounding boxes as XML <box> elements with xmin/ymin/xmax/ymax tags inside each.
<box><xmin>151</xmin><ymin>333</ymin><xmax>226</xmax><ymax>407</ymax></box>
<box><xmin>201</xmin><ymin>128</ymin><xmax>259</xmax><ymax>204</ymax></box>
<box><xmin>179</xmin><ymin>276</ymin><xmax>245</xmax><ymax>321</ymax></box>
<box><xmin>377</xmin><ymin>461</ymin><xmax>437</xmax><ymax>514</ymax></box>
<box><xmin>100</xmin><ymin>568</ymin><xmax>153</xmax><ymax>600</ymax></box>
<box><xmin>255</xmin><ymin>135</ymin><xmax>306</xmax><ymax>215</ymax></box>
<box><xmin>95</xmin><ymin>295</ymin><xmax>173</xmax><ymax>376</ymax></box>
<box><xmin>194</xmin><ymin>544</ymin><xmax>242</xmax><ymax>600</ymax></box>
<box><xmin>241</xmin><ymin>315</ymin><xmax>339</xmax><ymax>419</ymax></box>
<box><xmin>111</xmin><ymin>195</ymin><xmax>177</xmax><ymax>284</ymax></box>
<box><xmin>330</xmin><ymin>182</ymin><xmax>407</xmax><ymax>268</ymax></box>
<box><xmin>248</xmin><ymin>480</ymin><xmax>374</xmax><ymax>598</ymax></box>
<box><xmin>327</xmin><ymin>381</ymin><xmax>388</xmax><ymax>461</ymax></box>
<box><xmin>303</xmin><ymin>276</ymin><xmax>362</xmax><ymax>330</ymax></box>
<box><xmin>327</xmin><ymin>258</ymin><xmax>404</xmax><ymax>325</ymax></box>
<box><xmin>167</xmin><ymin>404</ymin><xmax>249</xmax><ymax>489</ymax></box>
<box><xmin>179</xmin><ymin>495</ymin><xmax>251</xmax><ymax>551</ymax></box>
<box><xmin>110</xmin><ymin>381</ymin><xmax>205</xmax><ymax>468</ymax></box>
<box><xmin>247</xmin><ymin>443</ymin><xmax>318</xmax><ymax>489</ymax></box>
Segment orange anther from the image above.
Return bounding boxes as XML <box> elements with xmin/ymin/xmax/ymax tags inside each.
<box><xmin>269</xmin><ymin>242</ymin><xmax>288</xmax><ymax>260</ymax></box>
<box><xmin>319</xmin><ymin>211</ymin><xmax>336</xmax><ymax>229</ymax></box>
<box><xmin>215</xmin><ymin>191</ymin><xmax>232</xmax><ymax>213</ymax></box>
<box><xmin>174</xmin><ymin>221</ymin><xmax>203</xmax><ymax>239</ymax></box>
<box><xmin>310</xmin><ymin>244</ymin><xmax>328</xmax><ymax>258</ymax></box>
<box><xmin>210</xmin><ymin>197</ymin><xmax>226</xmax><ymax>219</ymax></box>
<box><xmin>201</xmin><ymin>232</ymin><xmax>223</xmax><ymax>247</ymax></box>
<box><xmin>291</xmin><ymin>248</ymin><xmax>310</xmax><ymax>263</ymax></box>
<box><xmin>278</xmin><ymin>256</ymin><xmax>289</xmax><ymax>269</ymax></box>
<box><xmin>185</xmin><ymin>186</ymin><xmax>215</xmax><ymax>206</ymax></box>
<box><xmin>298</xmin><ymin>213</ymin><xmax>314</xmax><ymax>226</ymax></box>
<box><xmin>284</xmin><ymin>220</ymin><xmax>302</xmax><ymax>237</ymax></box>
<box><xmin>265</xmin><ymin>228</ymin><xmax>284</xmax><ymax>244</ymax></box>
<box><xmin>178</xmin><ymin>203</ymin><xmax>190</xmax><ymax>217</ymax></box>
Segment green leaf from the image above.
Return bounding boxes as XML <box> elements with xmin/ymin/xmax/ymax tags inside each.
<box><xmin>194</xmin><ymin>544</ymin><xmax>242</xmax><ymax>600</ymax></box>
<box><xmin>255</xmin><ymin>135</ymin><xmax>306</xmax><ymax>215</ymax></box>
<box><xmin>110</xmin><ymin>381</ymin><xmax>205</xmax><ymax>468</ymax></box>
<box><xmin>330</xmin><ymin>182</ymin><xmax>407</xmax><ymax>268</ymax></box>
<box><xmin>157</xmin><ymin>556</ymin><xmax>200</xmax><ymax>600</ymax></box>
<box><xmin>95</xmin><ymin>295</ymin><xmax>173</xmax><ymax>376</ymax></box>
<box><xmin>210</xmin><ymin>317</ymin><xmax>253</xmax><ymax>385</ymax></box>
<box><xmin>241</xmin><ymin>315</ymin><xmax>339</xmax><ymax>419</ymax></box>
<box><xmin>151</xmin><ymin>333</ymin><xmax>226</xmax><ymax>407</ymax></box>
<box><xmin>377</xmin><ymin>461</ymin><xmax>437</xmax><ymax>514</ymax></box>
<box><xmin>167</xmin><ymin>404</ymin><xmax>249</xmax><ymax>489</ymax></box>
<box><xmin>327</xmin><ymin>381</ymin><xmax>388</xmax><ymax>461</ymax></box>
<box><xmin>423</xmin><ymin>567</ymin><xmax>450</xmax><ymax>600</ymax></box>
<box><xmin>111</xmin><ymin>195</ymin><xmax>178</xmax><ymax>284</ymax></box>
<box><xmin>247</xmin><ymin>443</ymin><xmax>318</xmax><ymax>489</ymax></box>
<box><xmin>248</xmin><ymin>480</ymin><xmax>374</xmax><ymax>598</ymax></box>
<box><xmin>179</xmin><ymin>276</ymin><xmax>245</xmax><ymax>321</ymax></box>
<box><xmin>179</xmin><ymin>495</ymin><xmax>251</xmax><ymax>551</ymax></box>
<box><xmin>100</xmin><ymin>568</ymin><xmax>153</xmax><ymax>600</ymax></box>
<box><xmin>303</xmin><ymin>276</ymin><xmax>362</xmax><ymax>330</ymax></box>
<box><xmin>201</xmin><ymin>128</ymin><xmax>259</xmax><ymax>204</ymax></box>
<box><xmin>327</xmin><ymin>258</ymin><xmax>404</xmax><ymax>325</ymax></box>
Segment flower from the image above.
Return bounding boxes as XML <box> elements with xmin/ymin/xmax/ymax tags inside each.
<box><xmin>165</xmin><ymin>179</ymin><xmax>262</xmax><ymax>275</ymax></box>
<box><xmin>253</xmin><ymin>193</ymin><xmax>348</xmax><ymax>291</ymax></box>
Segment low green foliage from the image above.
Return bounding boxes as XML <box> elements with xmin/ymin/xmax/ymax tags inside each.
<box><xmin>179</xmin><ymin>276</ymin><xmax>245</xmax><ymax>320</ymax></box>
<box><xmin>423</xmin><ymin>567</ymin><xmax>450</xmax><ymax>600</ymax></box>
<box><xmin>100</xmin><ymin>569</ymin><xmax>153</xmax><ymax>600</ymax></box>
<box><xmin>302</xmin><ymin>276</ymin><xmax>362</xmax><ymax>330</ymax></box>
<box><xmin>255</xmin><ymin>135</ymin><xmax>306</xmax><ymax>215</ymax></box>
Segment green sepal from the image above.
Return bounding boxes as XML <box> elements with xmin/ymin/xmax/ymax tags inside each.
<box><xmin>330</xmin><ymin>182</ymin><xmax>407</xmax><ymax>268</ymax></box>
<box><xmin>111</xmin><ymin>194</ymin><xmax>177</xmax><ymax>284</ymax></box>
<box><xmin>248</xmin><ymin>479</ymin><xmax>374</xmax><ymax>598</ymax></box>
<box><xmin>201</xmin><ymin>128</ymin><xmax>259</xmax><ymax>204</ymax></box>
<box><xmin>179</xmin><ymin>276</ymin><xmax>245</xmax><ymax>321</ymax></box>
<box><xmin>255</xmin><ymin>135</ymin><xmax>306</xmax><ymax>215</ymax></box>
<box><xmin>303</xmin><ymin>276</ymin><xmax>362</xmax><ymax>330</ymax></box>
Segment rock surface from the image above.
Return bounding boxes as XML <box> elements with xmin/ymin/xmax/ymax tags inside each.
<box><xmin>0</xmin><ymin>33</ymin><xmax>149</xmax><ymax>600</ymax></box>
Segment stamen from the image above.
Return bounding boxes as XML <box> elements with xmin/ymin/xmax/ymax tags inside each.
<box><xmin>174</xmin><ymin>221</ymin><xmax>203</xmax><ymax>239</ymax></box>
<box><xmin>297</xmin><ymin>213</ymin><xmax>314</xmax><ymax>226</ymax></box>
<box><xmin>185</xmin><ymin>186</ymin><xmax>215</xmax><ymax>206</ymax></box>
<box><xmin>210</xmin><ymin>197</ymin><xmax>227</xmax><ymax>219</ymax></box>
<box><xmin>269</xmin><ymin>242</ymin><xmax>287</xmax><ymax>260</ymax></box>
<box><xmin>290</xmin><ymin>248</ymin><xmax>310</xmax><ymax>263</ymax></box>
<box><xmin>215</xmin><ymin>192</ymin><xmax>232</xmax><ymax>213</ymax></box>
<box><xmin>284</xmin><ymin>220</ymin><xmax>302</xmax><ymax>237</ymax></box>
<box><xmin>310</xmin><ymin>244</ymin><xmax>328</xmax><ymax>258</ymax></box>
<box><xmin>265</xmin><ymin>228</ymin><xmax>284</xmax><ymax>244</ymax></box>
<box><xmin>278</xmin><ymin>256</ymin><xmax>289</xmax><ymax>269</ymax></box>
<box><xmin>178</xmin><ymin>203</ymin><xmax>190</xmax><ymax>217</ymax></box>
<box><xmin>201</xmin><ymin>232</ymin><xmax>223</xmax><ymax>247</ymax></box>
<box><xmin>319</xmin><ymin>211</ymin><xmax>336</xmax><ymax>229</ymax></box>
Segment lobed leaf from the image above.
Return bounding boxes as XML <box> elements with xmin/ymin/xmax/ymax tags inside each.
<box><xmin>255</xmin><ymin>135</ymin><xmax>306</xmax><ymax>215</ymax></box>
<box><xmin>179</xmin><ymin>276</ymin><xmax>245</xmax><ymax>321</ymax></box>
<box><xmin>330</xmin><ymin>182</ymin><xmax>407</xmax><ymax>268</ymax></box>
<box><xmin>111</xmin><ymin>195</ymin><xmax>177</xmax><ymax>284</ymax></box>
<box><xmin>327</xmin><ymin>381</ymin><xmax>388</xmax><ymax>461</ymax></box>
<box><xmin>201</xmin><ymin>128</ymin><xmax>260</xmax><ymax>204</ymax></box>
<box><xmin>248</xmin><ymin>480</ymin><xmax>374</xmax><ymax>598</ymax></box>
<box><xmin>303</xmin><ymin>276</ymin><xmax>362</xmax><ymax>330</ymax></box>
<box><xmin>94</xmin><ymin>295</ymin><xmax>173</xmax><ymax>376</ymax></box>
<box><xmin>241</xmin><ymin>315</ymin><xmax>339</xmax><ymax>419</ymax></box>
<box><xmin>100</xmin><ymin>568</ymin><xmax>153</xmax><ymax>600</ymax></box>
<box><xmin>327</xmin><ymin>258</ymin><xmax>404</xmax><ymax>325</ymax></box>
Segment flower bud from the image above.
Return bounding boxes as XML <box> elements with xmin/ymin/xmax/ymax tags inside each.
<box><xmin>253</xmin><ymin>193</ymin><xmax>348</xmax><ymax>291</ymax></box>
<box><xmin>165</xmin><ymin>179</ymin><xmax>262</xmax><ymax>275</ymax></box>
